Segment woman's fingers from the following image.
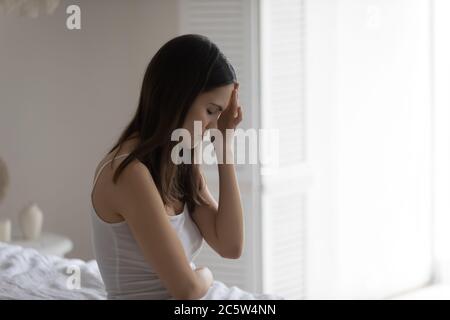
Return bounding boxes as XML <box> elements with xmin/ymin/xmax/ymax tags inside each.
<box><xmin>233</xmin><ymin>89</ymin><xmax>239</xmax><ymax>115</ymax></box>
<box><xmin>231</xmin><ymin>86</ymin><xmax>242</xmax><ymax>124</ymax></box>
<box><xmin>235</xmin><ymin>106</ymin><xmax>243</xmax><ymax>125</ymax></box>
<box><xmin>218</xmin><ymin>85</ymin><xmax>242</xmax><ymax>131</ymax></box>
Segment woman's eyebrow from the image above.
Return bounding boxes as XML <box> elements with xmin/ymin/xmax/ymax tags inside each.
<box><xmin>209</xmin><ymin>103</ymin><xmax>224</xmax><ymax>111</ymax></box>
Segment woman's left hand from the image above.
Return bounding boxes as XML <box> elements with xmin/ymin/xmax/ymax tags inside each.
<box><xmin>217</xmin><ymin>83</ymin><xmax>243</xmax><ymax>134</ymax></box>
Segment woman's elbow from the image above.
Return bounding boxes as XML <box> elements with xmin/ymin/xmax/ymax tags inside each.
<box><xmin>220</xmin><ymin>245</ymin><xmax>243</xmax><ymax>259</ymax></box>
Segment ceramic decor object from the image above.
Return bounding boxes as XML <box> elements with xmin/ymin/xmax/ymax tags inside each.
<box><xmin>19</xmin><ymin>203</ymin><xmax>44</xmax><ymax>240</ymax></box>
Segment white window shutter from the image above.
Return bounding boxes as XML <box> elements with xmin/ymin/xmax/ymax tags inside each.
<box><xmin>178</xmin><ymin>0</ymin><xmax>262</xmax><ymax>292</ymax></box>
<box><xmin>260</xmin><ymin>0</ymin><xmax>309</xmax><ymax>299</ymax></box>
<box><xmin>179</xmin><ymin>0</ymin><xmax>309</xmax><ymax>299</ymax></box>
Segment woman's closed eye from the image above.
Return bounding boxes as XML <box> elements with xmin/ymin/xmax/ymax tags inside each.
<box><xmin>207</xmin><ymin>103</ymin><xmax>224</xmax><ymax>116</ymax></box>
<box><xmin>207</xmin><ymin>108</ymin><xmax>221</xmax><ymax>116</ymax></box>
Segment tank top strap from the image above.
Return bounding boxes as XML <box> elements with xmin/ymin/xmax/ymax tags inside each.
<box><xmin>92</xmin><ymin>153</ymin><xmax>130</xmax><ymax>187</ymax></box>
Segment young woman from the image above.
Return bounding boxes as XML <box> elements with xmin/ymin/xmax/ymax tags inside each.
<box><xmin>90</xmin><ymin>34</ymin><xmax>281</xmax><ymax>300</ymax></box>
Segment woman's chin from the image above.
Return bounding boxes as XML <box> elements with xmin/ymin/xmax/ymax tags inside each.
<box><xmin>179</xmin><ymin>136</ymin><xmax>202</xmax><ymax>150</ymax></box>
<box><xmin>192</xmin><ymin>136</ymin><xmax>203</xmax><ymax>148</ymax></box>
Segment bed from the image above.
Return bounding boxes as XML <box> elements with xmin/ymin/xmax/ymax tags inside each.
<box><xmin>0</xmin><ymin>242</ymin><xmax>284</xmax><ymax>300</ymax></box>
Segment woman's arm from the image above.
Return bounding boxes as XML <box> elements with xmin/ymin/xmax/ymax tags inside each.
<box><xmin>214</xmin><ymin>84</ymin><xmax>244</xmax><ymax>257</ymax></box>
<box><xmin>189</xmin><ymin>266</ymin><xmax>214</xmax><ymax>299</ymax></box>
<box><xmin>215</xmin><ymin>153</ymin><xmax>244</xmax><ymax>258</ymax></box>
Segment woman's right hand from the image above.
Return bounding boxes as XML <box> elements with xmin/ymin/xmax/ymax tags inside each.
<box><xmin>194</xmin><ymin>266</ymin><xmax>214</xmax><ymax>298</ymax></box>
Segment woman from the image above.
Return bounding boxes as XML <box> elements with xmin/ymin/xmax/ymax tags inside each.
<box><xmin>90</xmin><ymin>34</ymin><xmax>280</xmax><ymax>300</ymax></box>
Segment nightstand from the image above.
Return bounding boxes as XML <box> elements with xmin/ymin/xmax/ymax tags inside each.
<box><xmin>10</xmin><ymin>232</ymin><xmax>73</xmax><ymax>257</ymax></box>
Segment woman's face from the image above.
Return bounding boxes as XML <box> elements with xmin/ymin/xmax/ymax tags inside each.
<box><xmin>181</xmin><ymin>83</ymin><xmax>235</xmax><ymax>148</ymax></box>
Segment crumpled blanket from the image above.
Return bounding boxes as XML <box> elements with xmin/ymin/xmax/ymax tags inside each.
<box><xmin>0</xmin><ymin>242</ymin><xmax>106</xmax><ymax>299</ymax></box>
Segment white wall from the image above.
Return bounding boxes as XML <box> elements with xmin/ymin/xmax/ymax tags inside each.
<box><xmin>0</xmin><ymin>0</ymin><xmax>179</xmax><ymax>260</ymax></box>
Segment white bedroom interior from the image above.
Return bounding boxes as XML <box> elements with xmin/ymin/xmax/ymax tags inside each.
<box><xmin>1</xmin><ymin>0</ymin><xmax>450</xmax><ymax>299</ymax></box>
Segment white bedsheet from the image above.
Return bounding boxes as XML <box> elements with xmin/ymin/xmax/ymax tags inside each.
<box><xmin>0</xmin><ymin>242</ymin><xmax>284</xmax><ymax>300</ymax></box>
<box><xmin>200</xmin><ymin>280</ymin><xmax>285</xmax><ymax>300</ymax></box>
<box><xmin>0</xmin><ymin>242</ymin><xmax>106</xmax><ymax>300</ymax></box>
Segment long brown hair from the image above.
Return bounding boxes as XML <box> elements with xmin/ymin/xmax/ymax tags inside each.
<box><xmin>107</xmin><ymin>34</ymin><xmax>237</xmax><ymax>214</ymax></box>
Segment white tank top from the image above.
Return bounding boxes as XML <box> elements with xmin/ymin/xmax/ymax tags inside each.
<box><xmin>89</xmin><ymin>153</ymin><xmax>204</xmax><ymax>299</ymax></box>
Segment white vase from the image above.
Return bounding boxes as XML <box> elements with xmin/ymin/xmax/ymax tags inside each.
<box><xmin>19</xmin><ymin>203</ymin><xmax>43</xmax><ymax>240</ymax></box>
<box><xmin>0</xmin><ymin>219</ymin><xmax>11</xmax><ymax>242</ymax></box>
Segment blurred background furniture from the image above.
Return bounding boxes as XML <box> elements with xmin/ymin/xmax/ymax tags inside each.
<box><xmin>10</xmin><ymin>232</ymin><xmax>73</xmax><ymax>257</ymax></box>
